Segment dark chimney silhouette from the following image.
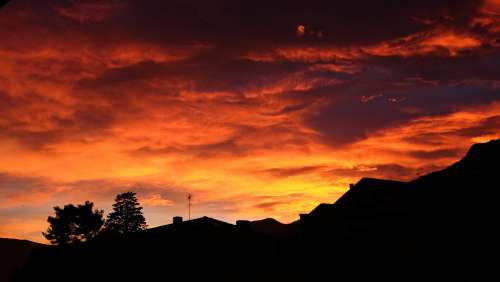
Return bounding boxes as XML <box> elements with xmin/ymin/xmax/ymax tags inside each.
<box><xmin>173</xmin><ymin>216</ymin><xmax>183</xmax><ymax>225</ymax></box>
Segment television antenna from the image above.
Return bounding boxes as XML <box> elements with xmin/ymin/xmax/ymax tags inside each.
<box><xmin>188</xmin><ymin>193</ymin><xmax>192</xmax><ymax>220</ymax></box>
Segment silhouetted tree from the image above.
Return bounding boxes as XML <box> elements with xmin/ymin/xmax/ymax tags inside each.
<box><xmin>105</xmin><ymin>192</ymin><xmax>147</xmax><ymax>234</ymax></box>
<box><xmin>43</xmin><ymin>201</ymin><xmax>104</xmax><ymax>245</ymax></box>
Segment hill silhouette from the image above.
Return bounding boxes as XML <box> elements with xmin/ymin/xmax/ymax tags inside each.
<box><xmin>0</xmin><ymin>239</ymin><xmax>44</xmax><ymax>282</ymax></box>
<box><xmin>7</xmin><ymin>139</ymin><xmax>500</xmax><ymax>281</ymax></box>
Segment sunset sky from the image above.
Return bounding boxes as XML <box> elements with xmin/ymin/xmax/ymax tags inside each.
<box><xmin>0</xmin><ymin>0</ymin><xmax>499</xmax><ymax>242</ymax></box>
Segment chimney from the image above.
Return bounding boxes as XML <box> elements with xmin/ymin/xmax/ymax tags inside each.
<box><xmin>173</xmin><ymin>216</ymin><xmax>183</xmax><ymax>225</ymax></box>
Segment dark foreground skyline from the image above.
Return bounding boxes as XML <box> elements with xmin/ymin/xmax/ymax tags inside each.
<box><xmin>3</xmin><ymin>138</ymin><xmax>500</xmax><ymax>282</ymax></box>
<box><xmin>0</xmin><ymin>0</ymin><xmax>499</xmax><ymax>242</ymax></box>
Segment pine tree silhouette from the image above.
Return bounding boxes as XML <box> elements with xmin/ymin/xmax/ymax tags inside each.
<box><xmin>105</xmin><ymin>192</ymin><xmax>147</xmax><ymax>234</ymax></box>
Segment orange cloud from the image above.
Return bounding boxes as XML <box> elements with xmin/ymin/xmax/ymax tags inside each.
<box><xmin>474</xmin><ymin>0</ymin><xmax>500</xmax><ymax>33</ymax></box>
<box><xmin>0</xmin><ymin>0</ymin><xmax>499</xmax><ymax>242</ymax></box>
<box><xmin>363</xmin><ymin>30</ymin><xmax>481</xmax><ymax>57</ymax></box>
<box><xmin>141</xmin><ymin>194</ymin><xmax>174</xmax><ymax>207</ymax></box>
<box><xmin>246</xmin><ymin>29</ymin><xmax>482</xmax><ymax>65</ymax></box>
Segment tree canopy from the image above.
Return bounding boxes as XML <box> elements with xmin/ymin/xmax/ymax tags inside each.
<box><xmin>43</xmin><ymin>201</ymin><xmax>104</xmax><ymax>245</ymax></box>
<box><xmin>105</xmin><ymin>192</ymin><xmax>147</xmax><ymax>234</ymax></box>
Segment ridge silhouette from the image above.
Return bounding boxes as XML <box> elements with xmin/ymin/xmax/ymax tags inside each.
<box><xmin>5</xmin><ymin>139</ymin><xmax>500</xmax><ymax>282</ymax></box>
<box><xmin>0</xmin><ymin>239</ymin><xmax>43</xmax><ymax>282</ymax></box>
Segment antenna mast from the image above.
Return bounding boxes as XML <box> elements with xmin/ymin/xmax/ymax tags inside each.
<box><xmin>188</xmin><ymin>193</ymin><xmax>192</xmax><ymax>220</ymax></box>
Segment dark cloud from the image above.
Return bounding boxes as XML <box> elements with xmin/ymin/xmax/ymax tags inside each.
<box><xmin>57</xmin><ymin>0</ymin><xmax>483</xmax><ymax>47</ymax></box>
<box><xmin>402</xmin><ymin>133</ymin><xmax>450</xmax><ymax>146</ymax></box>
<box><xmin>259</xmin><ymin>165</ymin><xmax>327</xmax><ymax>178</ymax></box>
<box><xmin>0</xmin><ymin>96</ymin><xmax>117</xmax><ymax>149</ymax></box>
<box><xmin>258</xmin><ymin>161</ymin><xmax>446</xmax><ymax>182</ymax></box>
<box><xmin>265</xmin><ymin>103</ymin><xmax>314</xmax><ymax>116</ymax></box>
<box><xmin>407</xmin><ymin>148</ymin><xmax>465</xmax><ymax>160</ymax></box>
<box><xmin>254</xmin><ymin>201</ymin><xmax>282</xmax><ymax>211</ymax></box>
<box><xmin>131</xmin><ymin>137</ymin><xmax>248</xmax><ymax>159</ymax></box>
<box><xmin>455</xmin><ymin>115</ymin><xmax>500</xmax><ymax>137</ymax></box>
<box><xmin>65</xmin><ymin>178</ymin><xmax>189</xmax><ymax>205</ymax></box>
<box><xmin>324</xmin><ymin>163</ymin><xmax>442</xmax><ymax>181</ymax></box>
<box><xmin>2</xmin><ymin>0</ymin><xmax>484</xmax><ymax>56</ymax></box>
<box><xmin>3</xmin><ymin>0</ymin><xmax>498</xmax><ymax>151</ymax></box>
<box><xmin>130</xmin><ymin>122</ymin><xmax>312</xmax><ymax>160</ymax></box>
<box><xmin>0</xmin><ymin>172</ymin><xmax>50</xmax><ymax>194</ymax></box>
<box><xmin>304</xmin><ymin>92</ymin><xmax>414</xmax><ymax>145</ymax></box>
<box><xmin>252</xmin><ymin>193</ymin><xmax>305</xmax><ymax>212</ymax></box>
<box><xmin>304</xmin><ymin>70</ymin><xmax>500</xmax><ymax>146</ymax></box>
<box><xmin>77</xmin><ymin>61</ymin><xmax>169</xmax><ymax>89</ymax></box>
<box><xmin>402</xmin><ymin>115</ymin><xmax>500</xmax><ymax>148</ymax></box>
<box><xmin>77</xmin><ymin>56</ymin><xmax>305</xmax><ymax>95</ymax></box>
<box><xmin>0</xmin><ymin>172</ymin><xmax>58</xmax><ymax>211</ymax></box>
<box><xmin>373</xmin><ymin>52</ymin><xmax>500</xmax><ymax>84</ymax></box>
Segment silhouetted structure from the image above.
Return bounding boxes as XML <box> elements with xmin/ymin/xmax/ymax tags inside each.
<box><xmin>11</xmin><ymin>139</ymin><xmax>500</xmax><ymax>282</ymax></box>
<box><xmin>188</xmin><ymin>193</ymin><xmax>192</xmax><ymax>220</ymax></box>
<box><xmin>173</xmin><ymin>216</ymin><xmax>183</xmax><ymax>225</ymax></box>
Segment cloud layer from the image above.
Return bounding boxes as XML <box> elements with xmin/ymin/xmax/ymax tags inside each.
<box><xmin>0</xmin><ymin>0</ymin><xmax>499</xmax><ymax>242</ymax></box>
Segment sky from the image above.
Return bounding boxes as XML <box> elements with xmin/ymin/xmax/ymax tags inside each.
<box><xmin>0</xmin><ymin>0</ymin><xmax>499</xmax><ymax>243</ymax></box>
